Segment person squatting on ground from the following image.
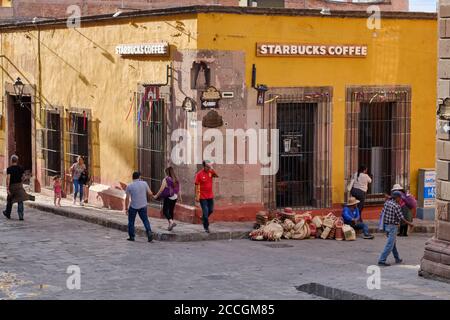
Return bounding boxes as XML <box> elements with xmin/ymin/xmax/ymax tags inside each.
<box><xmin>378</xmin><ymin>191</ymin><xmax>415</xmax><ymax>267</ymax></box>
<box><xmin>349</xmin><ymin>165</ymin><xmax>372</xmax><ymax>219</ymax></box>
<box><xmin>125</xmin><ymin>171</ymin><xmax>153</xmax><ymax>242</ymax></box>
<box><xmin>342</xmin><ymin>197</ymin><xmax>374</xmax><ymax>239</ymax></box>
<box><xmin>154</xmin><ymin>167</ymin><xmax>182</xmax><ymax>231</ymax></box>
<box><xmin>70</xmin><ymin>156</ymin><xmax>87</xmax><ymax>206</ymax></box>
<box><xmin>53</xmin><ymin>175</ymin><xmax>62</xmax><ymax>207</ymax></box>
<box><xmin>3</xmin><ymin>155</ymin><xmax>33</xmax><ymax>221</ymax></box>
<box><xmin>195</xmin><ymin>160</ymin><xmax>218</xmax><ymax>233</ymax></box>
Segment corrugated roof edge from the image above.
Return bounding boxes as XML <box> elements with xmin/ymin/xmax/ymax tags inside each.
<box><xmin>0</xmin><ymin>5</ymin><xmax>437</xmax><ymax>31</ymax></box>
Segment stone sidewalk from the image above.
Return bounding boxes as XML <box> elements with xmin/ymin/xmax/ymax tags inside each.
<box><xmin>0</xmin><ymin>187</ymin><xmax>252</xmax><ymax>242</ymax></box>
<box><xmin>0</xmin><ymin>186</ymin><xmax>435</xmax><ymax>241</ymax></box>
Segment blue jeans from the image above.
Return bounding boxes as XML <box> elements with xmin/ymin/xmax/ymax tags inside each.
<box><xmin>200</xmin><ymin>199</ymin><xmax>214</xmax><ymax>230</ymax></box>
<box><xmin>353</xmin><ymin>222</ymin><xmax>370</xmax><ymax>236</ymax></box>
<box><xmin>73</xmin><ymin>179</ymin><xmax>83</xmax><ymax>201</ymax></box>
<box><xmin>5</xmin><ymin>200</ymin><xmax>24</xmax><ymax>219</ymax></box>
<box><xmin>378</xmin><ymin>224</ymin><xmax>401</xmax><ymax>263</ymax></box>
<box><xmin>128</xmin><ymin>206</ymin><xmax>152</xmax><ymax>239</ymax></box>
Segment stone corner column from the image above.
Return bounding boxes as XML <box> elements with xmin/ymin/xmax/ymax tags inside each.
<box><xmin>419</xmin><ymin>0</ymin><xmax>450</xmax><ymax>281</ymax></box>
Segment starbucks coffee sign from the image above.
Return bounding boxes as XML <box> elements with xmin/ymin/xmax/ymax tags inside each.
<box><xmin>116</xmin><ymin>42</ymin><xmax>169</xmax><ymax>56</ymax></box>
<box><xmin>256</xmin><ymin>43</ymin><xmax>368</xmax><ymax>57</ymax></box>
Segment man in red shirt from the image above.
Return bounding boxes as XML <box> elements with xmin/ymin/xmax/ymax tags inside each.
<box><xmin>195</xmin><ymin>160</ymin><xmax>219</xmax><ymax>233</ymax></box>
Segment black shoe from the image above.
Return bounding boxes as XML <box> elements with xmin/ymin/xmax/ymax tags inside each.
<box><xmin>19</xmin><ymin>217</ymin><xmax>24</xmax><ymax>221</ymax></box>
<box><xmin>363</xmin><ymin>234</ymin><xmax>374</xmax><ymax>239</ymax></box>
<box><xmin>205</xmin><ymin>228</ymin><xmax>210</xmax><ymax>234</ymax></box>
<box><xmin>395</xmin><ymin>259</ymin><xmax>403</xmax><ymax>264</ymax></box>
<box><xmin>378</xmin><ymin>262</ymin><xmax>391</xmax><ymax>267</ymax></box>
<box><xmin>127</xmin><ymin>237</ymin><xmax>135</xmax><ymax>242</ymax></box>
<box><xmin>147</xmin><ymin>232</ymin><xmax>153</xmax><ymax>242</ymax></box>
<box><xmin>3</xmin><ymin>211</ymin><xmax>11</xmax><ymax>219</ymax></box>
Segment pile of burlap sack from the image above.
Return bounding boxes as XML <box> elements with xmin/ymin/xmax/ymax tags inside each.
<box><xmin>249</xmin><ymin>208</ymin><xmax>357</xmax><ymax>242</ymax></box>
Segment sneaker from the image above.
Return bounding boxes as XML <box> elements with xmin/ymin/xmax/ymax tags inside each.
<box><xmin>363</xmin><ymin>234</ymin><xmax>374</xmax><ymax>240</ymax></box>
<box><xmin>127</xmin><ymin>237</ymin><xmax>135</xmax><ymax>242</ymax></box>
<box><xmin>205</xmin><ymin>228</ymin><xmax>210</xmax><ymax>234</ymax></box>
<box><xmin>378</xmin><ymin>262</ymin><xmax>391</xmax><ymax>267</ymax></box>
<box><xmin>73</xmin><ymin>199</ymin><xmax>76</xmax><ymax>205</ymax></box>
<box><xmin>79</xmin><ymin>201</ymin><xmax>84</xmax><ymax>206</ymax></box>
<box><xmin>147</xmin><ymin>232</ymin><xmax>153</xmax><ymax>242</ymax></box>
<box><xmin>395</xmin><ymin>259</ymin><xmax>403</xmax><ymax>264</ymax></box>
<box><xmin>3</xmin><ymin>211</ymin><xmax>11</xmax><ymax>219</ymax></box>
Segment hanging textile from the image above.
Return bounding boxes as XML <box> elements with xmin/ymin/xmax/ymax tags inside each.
<box><xmin>137</xmin><ymin>93</ymin><xmax>145</xmax><ymax>127</ymax></box>
<box><xmin>125</xmin><ymin>93</ymin><xmax>136</xmax><ymax>121</ymax></box>
<box><xmin>83</xmin><ymin>110</ymin><xmax>87</xmax><ymax>131</ymax></box>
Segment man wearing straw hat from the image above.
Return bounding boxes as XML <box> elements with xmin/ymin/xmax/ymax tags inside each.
<box><xmin>342</xmin><ymin>197</ymin><xmax>374</xmax><ymax>239</ymax></box>
<box><xmin>378</xmin><ymin>191</ymin><xmax>415</xmax><ymax>267</ymax></box>
<box><xmin>390</xmin><ymin>184</ymin><xmax>416</xmax><ymax>237</ymax></box>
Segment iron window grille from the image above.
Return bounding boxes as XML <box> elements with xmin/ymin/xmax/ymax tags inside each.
<box><xmin>345</xmin><ymin>86</ymin><xmax>411</xmax><ymax>203</ymax></box>
<box><xmin>135</xmin><ymin>90</ymin><xmax>167</xmax><ymax>202</ymax></box>
<box><xmin>65</xmin><ymin>111</ymin><xmax>90</xmax><ymax>192</ymax></box>
<box><xmin>264</xmin><ymin>87</ymin><xmax>333</xmax><ymax>210</ymax></box>
<box><xmin>41</xmin><ymin>109</ymin><xmax>63</xmax><ymax>188</ymax></box>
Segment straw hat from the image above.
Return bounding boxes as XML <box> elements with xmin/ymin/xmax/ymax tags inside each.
<box><xmin>391</xmin><ymin>184</ymin><xmax>404</xmax><ymax>192</ymax></box>
<box><xmin>347</xmin><ymin>197</ymin><xmax>360</xmax><ymax>206</ymax></box>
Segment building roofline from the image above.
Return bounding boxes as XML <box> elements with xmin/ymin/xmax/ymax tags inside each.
<box><xmin>0</xmin><ymin>5</ymin><xmax>437</xmax><ymax>31</ymax></box>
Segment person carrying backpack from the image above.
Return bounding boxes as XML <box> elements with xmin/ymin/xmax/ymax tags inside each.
<box><xmin>391</xmin><ymin>184</ymin><xmax>417</xmax><ymax>236</ymax></box>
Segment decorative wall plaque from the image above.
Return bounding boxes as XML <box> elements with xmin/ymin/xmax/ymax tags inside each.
<box><xmin>182</xmin><ymin>97</ymin><xmax>196</xmax><ymax>112</ymax></box>
<box><xmin>202</xmin><ymin>110</ymin><xmax>223</xmax><ymax>128</ymax></box>
<box><xmin>201</xmin><ymin>86</ymin><xmax>221</xmax><ymax>109</ymax></box>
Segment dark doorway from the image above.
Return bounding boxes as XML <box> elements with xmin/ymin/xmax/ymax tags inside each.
<box><xmin>10</xmin><ymin>96</ymin><xmax>33</xmax><ymax>183</ymax></box>
<box><xmin>276</xmin><ymin>103</ymin><xmax>316</xmax><ymax>208</ymax></box>
<box><xmin>358</xmin><ymin>102</ymin><xmax>394</xmax><ymax>196</ymax></box>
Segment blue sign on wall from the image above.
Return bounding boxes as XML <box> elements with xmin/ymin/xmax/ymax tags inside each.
<box><xmin>423</xmin><ymin>171</ymin><xmax>436</xmax><ymax>208</ymax></box>
<box><xmin>424</xmin><ymin>186</ymin><xmax>436</xmax><ymax>200</ymax></box>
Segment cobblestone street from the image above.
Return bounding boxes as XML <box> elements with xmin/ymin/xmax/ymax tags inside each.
<box><xmin>1</xmin><ymin>204</ymin><xmax>450</xmax><ymax>300</ymax></box>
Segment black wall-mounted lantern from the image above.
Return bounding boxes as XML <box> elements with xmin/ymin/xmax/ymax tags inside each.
<box><xmin>252</xmin><ymin>64</ymin><xmax>268</xmax><ymax>106</ymax></box>
<box><xmin>256</xmin><ymin>84</ymin><xmax>268</xmax><ymax>106</ymax></box>
<box><xmin>13</xmin><ymin>77</ymin><xmax>25</xmax><ymax>107</ymax></box>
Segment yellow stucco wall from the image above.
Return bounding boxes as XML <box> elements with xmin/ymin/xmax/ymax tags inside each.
<box><xmin>197</xmin><ymin>13</ymin><xmax>438</xmax><ymax>204</ymax></box>
<box><xmin>0</xmin><ymin>11</ymin><xmax>438</xmax><ymax>207</ymax></box>
<box><xmin>0</xmin><ymin>15</ymin><xmax>197</xmax><ymax>185</ymax></box>
<box><xmin>0</xmin><ymin>0</ymin><xmax>12</xmax><ymax>7</ymax></box>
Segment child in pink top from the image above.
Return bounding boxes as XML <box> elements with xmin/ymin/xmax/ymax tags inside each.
<box><xmin>53</xmin><ymin>176</ymin><xmax>62</xmax><ymax>207</ymax></box>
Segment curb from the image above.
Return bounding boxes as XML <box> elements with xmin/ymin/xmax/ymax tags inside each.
<box><xmin>1</xmin><ymin>195</ymin><xmax>434</xmax><ymax>241</ymax></box>
<box><xmin>367</xmin><ymin>225</ymin><xmax>435</xmax><ymax>234</ymax></box>
<box><xmin>0</xmin><ymin>195</ymin><xmax>251</xmax><ymax>242</ymax></box>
